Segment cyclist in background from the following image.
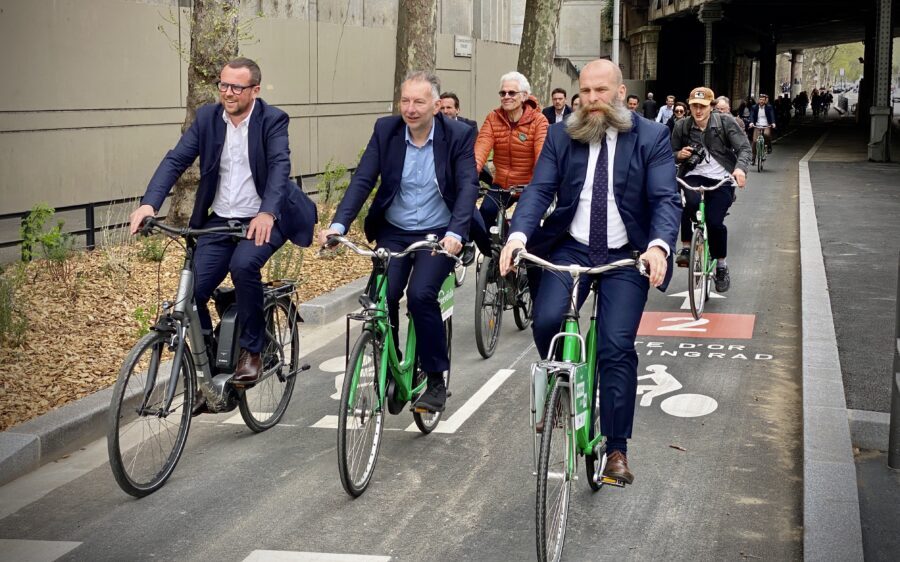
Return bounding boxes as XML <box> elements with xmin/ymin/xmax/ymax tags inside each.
<box><xmin>671</xmin><ymin>87</ymin><xmax>751</xmax><ymax>293</ymax></box>
<box><xmin>470</xmin><ymin>71</ymin><xmax>549</xmax><ymax>256</ymax></box>
<box><xmin>749</xmin><ymin>93</ymin><xmax>776</xmax><ymax>165</ymax></box>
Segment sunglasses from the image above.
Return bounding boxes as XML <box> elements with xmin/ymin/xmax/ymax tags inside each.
<box><xmin>499</xmin><ymin>90</ymin><xmax>521</xmax><ymax>98</ymax></box>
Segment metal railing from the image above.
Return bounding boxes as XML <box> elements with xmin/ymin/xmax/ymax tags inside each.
<box><xmin>0</xmin><ymin>175</ymin><xmax>324</xmax><ymax>262</ymax></box>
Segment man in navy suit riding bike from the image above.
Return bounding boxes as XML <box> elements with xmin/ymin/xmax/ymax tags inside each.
<box><xmin>499</xmin><ymin>59</ymin><xmax>681</xmax><ymax>485</ymax></box>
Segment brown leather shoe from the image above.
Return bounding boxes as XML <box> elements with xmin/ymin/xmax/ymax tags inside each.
<box><xmin>603</xmin><ymin>450</ymin><xmax>634</xmax><ymax>485</ymax></box>
<box><xmin>233</xmin><ymin>349</ymin><xmax>262</xmax><ymax>384</ymax></box>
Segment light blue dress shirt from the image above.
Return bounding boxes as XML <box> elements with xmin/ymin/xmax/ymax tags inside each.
<box><xmin>331</xmin><ymin>122</ymin><xmax>459</xmax><ymax>240</ymax></box>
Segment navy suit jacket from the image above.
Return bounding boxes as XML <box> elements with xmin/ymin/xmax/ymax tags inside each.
<box><xmin>749</xmin><ymin>104</ymin><xmax>776</xmax><ymax>127</ymax></box>
<box><xmin>458</xmin><ymin>116</ymin><xmax>478</xmax><ymax>130</ymax></box>
<box><xmin>510</xmin><ymin>114</ymin><xmax>682</xmax><ymax>290</ymax></box>
<box><xmin>333</xmin><ymin>113</ymin><xmax>481</xmax><ymax>242</ymax></box>
<box><xmin>542</xmin><ymin>105</ymin><xmax>572</xmax><ymax>124</ymax></box>
<box><xmin>142</xmin><ymin>98</ymin><xmax>317</xmax><ymax>246</ymax></box>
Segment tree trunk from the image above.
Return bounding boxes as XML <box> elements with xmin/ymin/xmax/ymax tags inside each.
<box><xmin>517</xmin><ymin>0</ymin><xmax>563</xmax><ymax>105</ymax></box>
<box><xmin>392</xmin><ymin>0</ymin><xmax>437</xmax><ymax>113</ymax></box>
<box><xmin>167</xmin><ymin>0</ymin><xmax>240</xmax><ymax>226</ymax></box>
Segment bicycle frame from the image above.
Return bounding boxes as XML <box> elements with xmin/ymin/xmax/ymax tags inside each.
<box><xmin>137</xmin><ymin>220</ymin><xmax>302</xmax><ymax>417</ymax></box>
<box><xmin>338</xmin><ymin>236</ymin><xmax>457</xmax><ymax>413</ymax></box>
<box><xmin>523</xmin><ymin>253</ymin><xmax>643</xmax><ymax>479</ymax></box>
<box><xmin>695</xmin><ymin>194</ymin><xmax>716</xmax><ymax>277</ymax></box>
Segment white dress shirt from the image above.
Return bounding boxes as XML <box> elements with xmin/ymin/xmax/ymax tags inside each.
<box><xmin>212</xmin><ymin>101</ymin><xmax>262</xmax><ymax>218</ymax></box>
<box><xmin>569</xmin><ymin>129</ymin><xmax>628</xmax><ymax>248</ymax></box>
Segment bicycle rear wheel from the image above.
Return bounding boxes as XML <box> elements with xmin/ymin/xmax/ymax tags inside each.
<box><xmin>413</xmin><ymin>317</ymin><xmax>452</xmax><ymax>434</ymax></box>
<box><xmin>536</xmin><ymin>382</ymin><xmax>572</xmax><ymax>562</ymax></box>
<box><xmin>107</xmin><ymin>331</ymin><xmax>194</xmax><ymax>497</ymax></box>
<box><xmin>688</xmin><ymin>228</ymin><xmax>708</xmax><ymax>320</ymax></box>
<box><xmin>337</xmin><ymin>329</ymin><xmax>384</xmax><ymax>497</ymax></box>
<box><xmin>474</xmin><ymin>256</ymin><xmax>503</xmax><ymax>358</ymax></box>
<box><xmin>239</xmin><ymin>297</ymin><xmax>299</xmax><ymax>432</ymax></box>
<box><xmin>513</xmin><ymin>270</ymin><xmax>533</xmax><ymax>330</ymax></box>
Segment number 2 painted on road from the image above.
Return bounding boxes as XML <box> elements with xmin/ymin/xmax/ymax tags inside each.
<box><xmin>657</xmin><ymin>316</ymin><xmax>710</xmax><ymax>333</ymax></box>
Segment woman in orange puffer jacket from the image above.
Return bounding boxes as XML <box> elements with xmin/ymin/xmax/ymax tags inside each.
<box><xmin>471</xmin><ymin>71</ymin><xmax>549</xmax><ymax>255</ymax></box>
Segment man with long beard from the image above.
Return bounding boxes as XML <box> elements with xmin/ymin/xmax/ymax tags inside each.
<box><xmin>499</xmin><ymin>59</ymin><xmax>681</xmax><ymax>485</ymax></box>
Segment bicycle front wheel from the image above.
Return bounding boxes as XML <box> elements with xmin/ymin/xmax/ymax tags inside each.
<box><xmin>513</xmin><ymin>270</ymin><xmax>533</xmax><ymax>330</ymax></box>
<box><xmin>536</xmin><ymin>382</ymin><xmax>572</xmax><ymax>562</ymax></box>
<box><xmin>474</xmin><ymin>256</ymin><xmax>503</xmax><ymax>358</ymax></box>
<box><xmin>757</xmin><ymin>139</ymin><xmax>765</xmax><ymax>172</ymax></box>
<box><xmin>337</xmin><ymin>329</ymin><xmax>384</xmax><ymax>497</ymax></box>
<box><xmin>107</xmin><ymin>331</ymin><xmax>194</xmax><ymax>497</ymax></box>
<box><xmin>239</xmin><ymin>297</ymin><xmax>299</xmax><ymax>432</ymax></box>
<box><xmin>413</xmin><ymin>317</ymin><xmax>452</xmax><ymax>434</ymax></box>
<box><xmin>688</xmin><ymin>228</ymin><xmax>708</xmax><ymax>320</ymax></box>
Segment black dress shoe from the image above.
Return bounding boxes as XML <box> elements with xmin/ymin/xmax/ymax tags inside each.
<box><xmin>603</xmin><ymin>450</ymin><xmax>634</xmax><ymax>485</ymax></box>
<box><xmin>460</xmin><ymin>241</ymin><xmax>476</xmax><ymax>266</ymax></box>
<box><xmin>233</xmin><ymin>349</ymin><xmax>262</xmax><ymax>384</ymax></box>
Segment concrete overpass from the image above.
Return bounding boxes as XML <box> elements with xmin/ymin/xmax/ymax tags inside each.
<box><xmin>618</xmin><ymin>0</ymin><xmax>898</xmax><ymax>160</ymax></box>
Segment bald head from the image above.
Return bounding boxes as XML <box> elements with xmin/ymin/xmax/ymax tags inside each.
<box><xmin>577</xmin><ymin>59</ymin><xmax>626</xmax><ymax>110</ymax></box>
<box><xmin>580</xmin><ymin>59</ymin><xmax>623</xmax><ymax>87</ymax></box>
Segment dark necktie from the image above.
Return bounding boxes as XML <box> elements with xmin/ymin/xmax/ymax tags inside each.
<box><xmin>589</xmin><ymin>137</ymin><xmax>609</xmax><ymax>265</ymax></box>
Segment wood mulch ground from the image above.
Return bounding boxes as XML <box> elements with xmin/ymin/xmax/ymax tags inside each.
<box><xmin>0</xmin><ymin>224</ymin><xmax>372</xmax><ymax>431</ymax></box>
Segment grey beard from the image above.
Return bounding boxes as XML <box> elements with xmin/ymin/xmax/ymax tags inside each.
<box><xmin>566</xmin><ymin>100</ymin><xmax>633</xmax><ymax>144</ymax></box>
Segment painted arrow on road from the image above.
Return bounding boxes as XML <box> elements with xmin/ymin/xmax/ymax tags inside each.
<box><xmin>668</xmin><ymin>290</ymin><xmax>726</xmax><ymax>310</ymax></box>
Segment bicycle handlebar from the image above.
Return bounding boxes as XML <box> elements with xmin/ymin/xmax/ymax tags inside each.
<box><xmin>140</xmin><ymin>217</ymin><xmax>248</xmax><ymax>239</ymax></box>
<box><xmin>512</xmin><ymin>248</ymin><xmax>647</xmax><ymax>277</ymax></box>
<box><xmin>324</xmin><ymin>234</ymin><xmax>462</xmax><ymax>265</ymax></box>
<box><xmin>675</xmin><ymin>175</ymin><xmax>735</xmax><ymax>192</ymax></box>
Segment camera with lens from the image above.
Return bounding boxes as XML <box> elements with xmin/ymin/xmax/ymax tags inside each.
<box><xmin>682</xmin><ymin>143</ymin><xmax>707</xmax><ymax>172</ymax></box>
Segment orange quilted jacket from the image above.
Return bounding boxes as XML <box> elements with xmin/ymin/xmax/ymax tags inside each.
<box><xmin>474</xmin><ymin>96</ymin><xmax>549</xmax><ymax>189</ymax></box>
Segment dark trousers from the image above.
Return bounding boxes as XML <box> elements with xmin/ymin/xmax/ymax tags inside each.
<box><xmin>193</xmin><ymin>214</ymin><xmax>286</xmax><ymax>353</ymax></box>
<box><xmin>530</xmin><ymin>236</ymin><xmax>649</xmax><ymax>450</ymax></box>
<box><xmin>680</xmin><ymin>175</ymin><xmax>735</xmax><ymax>259</ymax></box>
<box><xmin>379</xmin><ymin>224</ymin><xmax>453</xmax><ymax>373</ymax></box>
<box><xmin>471</xmin><ymin>188</ymin><xmax>514</xmax><ymax>256</ymax></box>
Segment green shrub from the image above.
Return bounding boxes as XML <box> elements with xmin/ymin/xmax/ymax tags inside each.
<box><xmin>132</xmin><ymin>305</ymin><xmax>157</xmax><ymax>338</ymax></box>
<box><xmin>0</xmin><ymin>265</ymin><xmax>27</xmax><ymax>346</ymax></box>
<box><xmin>266</xmin><ymin>243</ymin><xmax>305</xmax><ymax>282</ymax></box>
<box><xmin>137</xmin><ymin>236</ymin><xmax>166</xmax><ymax>262</ymax></box>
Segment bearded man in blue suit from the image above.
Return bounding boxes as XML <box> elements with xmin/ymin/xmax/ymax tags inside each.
<box><xmin>129</xmin><ymin>58</ymin><xmax>316</xmax><ymax>386</ymax></box>
<box><xmin>499</xmin><ymin>59</ymin><xmax>681</xmax><ymax>485</ymax></box>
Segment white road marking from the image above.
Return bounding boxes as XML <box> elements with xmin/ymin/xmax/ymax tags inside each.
<box><xmin>318</xmin><ymin>356</ymin><xmax>346</xmax><ymax>373</ymax></box>
<box><xmin>660</xmin><ymin>394</ymin><xmax>718</xmax><ymax>418</ymax></box>
<box><xmin>311</xmin><ymin>415</ymin><xmax>340</xmax><ymax>429</ymax></box>
<box><xmin>668</xmin><ymin>290</ymin><xmax>726</xmax><ymax>310</ymax></box>
<box><xmin>223</xmin><ymin>412</ymin><xmax>273</xmax><ymax>424</ymax></box>
<box><xmin>0</xmin><ymin>539</ymin><xmax>81</xmax><ymax>561</ymax></box>
<box><xmin>243</xmin><ymin>550</ymin><xmax>390</xmax><ymax>561</ymax></box>
<box><xmin>404</xmin><ymin>369</ymin><xmax>516</xmax><ymax>433</ymax></box>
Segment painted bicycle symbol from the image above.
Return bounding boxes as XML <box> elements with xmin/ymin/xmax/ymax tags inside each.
<box><xmin>636</xmin><ymin>364</ymin><xmax>718</xmax><ymax>418</ymax></box>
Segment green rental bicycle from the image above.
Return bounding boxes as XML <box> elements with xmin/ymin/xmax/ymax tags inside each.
<box><xmin>752</xmin><ymin>125</ymin><xmax>773</xmax><ymax>172</ymax></box>
<box><xmin>474</xmin><ymin>185</ymin><xmax>532</xmax><ymax>358</ymax></box>
<box><xmin>513</xmin><ymin>249</ymin><xmax>645</xmax><ymax>562</ymax></box>
<box><xmin>677</xmin><ymin>175</ymin><xmax>734</xmax><ymax>320</ymax></box>
<box><xmin>325</xmin><ymin>234</ymin><xmax>459</xmax><ymax>497</ymax></box>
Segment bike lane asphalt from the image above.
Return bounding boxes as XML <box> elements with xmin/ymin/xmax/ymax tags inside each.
<box><xmin>0</xmin><ymin>127</ymin><xmax>819</xmax><ymax>561</ymax></box>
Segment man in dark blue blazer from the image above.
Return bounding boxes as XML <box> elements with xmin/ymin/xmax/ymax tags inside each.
<box><xmin>542</xmin><ymin>87</ymin><xmax>573</xmax><ymax>124</ymax></box>
<box><xmin>319</xmin><ymin>72</ymin><xmax>480</xmax><ymax>412</ymax></box>
<box><xmin>749</xmin><ymin>93</ymin><xmax>777</xmax><ymax>161</ymax></box>
<box><xmin>129</xmin><ymin>58</ymin><xmax>316</xmax><ymax>385</ymax></box>
<box><xmin>499</xmin><ymin>60</ymin><xmax>681</xmax><ymax>485</ymax></box>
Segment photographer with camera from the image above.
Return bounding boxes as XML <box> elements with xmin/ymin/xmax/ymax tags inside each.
<box><xmin>671</xmin><ymin>87</ymin><xmax>751</xmax><ymax>292</ymax></box>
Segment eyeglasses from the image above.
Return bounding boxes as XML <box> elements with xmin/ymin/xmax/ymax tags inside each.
<box><xmin>216</xmin><ymin>81</ymin><xmax>255</xmax><ymax>95</ymax></box>
<box><xmin>674</xmin><ymin>109</ymin><xmax>685</xmax><ymax>114</ymax></box>
<box><xmin>498</xmin><ymin>90</ymin><xmax>520</xmax><ymax>98</ymax></box>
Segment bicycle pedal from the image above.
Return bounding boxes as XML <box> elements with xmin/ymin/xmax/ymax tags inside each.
<box><xmin>299</xmin><ymin>364</ymin><xmax>311</xmax><ymax>372</ymax></box>
<box><xmin>600</xmin><ymin>476</ymin><xmax>627</xmax><ymax>487</ymax></box>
